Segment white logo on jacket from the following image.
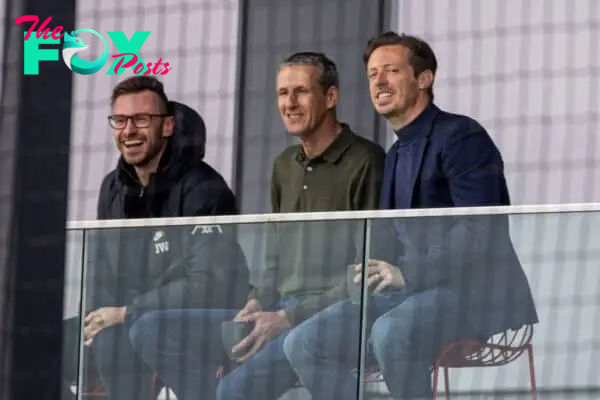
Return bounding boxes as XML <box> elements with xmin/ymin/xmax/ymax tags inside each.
<box><xmin>191</xmin><ymin>225</ymin><xmax>223</xmax><ymax>235</ymax></box>
<box><xmin>153</xmin><ymin>230</ymin><xmax>170</xmax><ymax>254</ymax></box>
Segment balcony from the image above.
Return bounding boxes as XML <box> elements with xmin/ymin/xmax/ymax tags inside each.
<box><xmin>62</xmin><ymin>203</ymin><xmax>600</xmax><ymax>399</ymax></box>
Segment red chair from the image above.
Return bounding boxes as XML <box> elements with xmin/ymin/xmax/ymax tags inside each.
<box><xmin>432</xmin><ymin>324</ymin><xmax>537</xmax><ymax>400</ymax></box>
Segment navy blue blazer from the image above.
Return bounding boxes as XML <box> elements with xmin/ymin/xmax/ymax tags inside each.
<box><xmin>374</xmin><ymin>103</ymin><xmax>538</xmax><ymax>336</ymax></box>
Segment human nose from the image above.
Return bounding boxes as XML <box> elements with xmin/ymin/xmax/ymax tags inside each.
<box><xmin>373</xmin><ymin>70</ymin><xmax>388</xmax><ymax>86</ymax></box>
<box><xmin>122</xmin><ymin>118</ymin><xmax>137</xmax><ymax>135</ymax></box>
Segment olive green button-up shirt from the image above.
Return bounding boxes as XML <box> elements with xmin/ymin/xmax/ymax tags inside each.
<box><xmin>250</xmin><ymin>125</ymin><xmax>386</xmax><ymax>326</ymax></box>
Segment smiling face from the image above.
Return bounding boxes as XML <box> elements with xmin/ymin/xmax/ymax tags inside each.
<box><xmin>111</xmin><ymin>90</ymin><xmax>173</xmax><ymax>167</ymax></box>
<box><xmin>276</xmin><ymin>64</ymin><xmax>337</xmax><ymax>138</ymax></box>
<box><xmin>367</xmin><ymin>44</ymin><xmax>422</xmax><ymax>121</ymax></box>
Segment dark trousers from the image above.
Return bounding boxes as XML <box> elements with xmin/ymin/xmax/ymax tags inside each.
<box><xmin>62</xmin><ymin>315</ymin><xmax>158</xmax><ymax>400</ymax></box>
<box><xmin>129</xmin><ymin>309</ymin><xmax>236</xmax><ymax>400</ymax></box>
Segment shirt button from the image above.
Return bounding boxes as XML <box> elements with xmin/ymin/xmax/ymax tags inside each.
<box><xmin>306</xmin><ymin>166</ymin><xmax>313</xmax><ymax>172</ymax></box>
<box><xmin>303</xmin><ymin>184</ymin><xmax>308</xmax><ymax>190</ymax></box>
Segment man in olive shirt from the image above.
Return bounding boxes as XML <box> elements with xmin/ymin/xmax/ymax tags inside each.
<box><xmin>217</xmin><ymin>51</ymin><xmax>385</xmax><ymax>400</ymax></box>
<box><xmin>130</xmin><ymin>52</ymin><xmax>385</xmax><ymax>400</ymax></box>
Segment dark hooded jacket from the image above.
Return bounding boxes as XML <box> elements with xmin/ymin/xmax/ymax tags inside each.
<box><xmin>87</xmin><ymin>101</ymin><xmax>250</xmax><ymax>318</ymax></box>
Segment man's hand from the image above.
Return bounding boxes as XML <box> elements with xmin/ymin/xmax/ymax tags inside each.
<box><xmin>233</xmin><ymin>298</ymin><xmax>262</xmax><ymax>321</ymax></box>
<box><xmin>355</xmin><ymin>259</ymin><xmax>405</xmax><ymax>293</ymax></box>
<box><xmin>83</xmin><ymin>306</ymin><xmax>127</xmax><ymax>346</ymax></box>
<box><xmin>232</xmin><ymin>310</ymin><xmax>290</xmax><ymax>363</ymax></box>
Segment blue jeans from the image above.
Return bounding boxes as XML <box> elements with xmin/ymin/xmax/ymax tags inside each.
<box><xmin>283</xmin><ymin>288</ymin><xmax>487</xmax><ymax>400</ymax></box>
<box><xmin>129</xmin><ymin>299</ymin><xmax>302</xmax><ymax>400</ymax></box>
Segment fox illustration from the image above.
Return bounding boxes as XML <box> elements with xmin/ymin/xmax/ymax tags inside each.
<box><xmin>62</xmin><ymin>31</ymin><xmax>89</xmax><ymax>70</ymax></box>
<box><xmin>61</xmin><ymin>30</ymin><xmax>109</xmax><ymax>75</ymax></box>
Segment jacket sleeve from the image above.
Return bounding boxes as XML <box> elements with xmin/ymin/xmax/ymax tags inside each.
<box><xmin>398</xmin><ymin>124</ymin><xmax>507</xmax><ymax>292</ymax></box>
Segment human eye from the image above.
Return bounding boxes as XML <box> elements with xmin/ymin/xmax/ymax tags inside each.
<box><xmin>134</xmin><ymin>114</ymin><xmax>151</xmax><ymax>124</ymax></box>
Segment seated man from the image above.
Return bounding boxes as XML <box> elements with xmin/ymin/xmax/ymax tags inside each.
<box><xmin>128</xmin><ymin>52</ymin><xmax>386</xmax><ymax>400</ymax></box>
<box><xmin>62</xmin><ymin>76</ymin><xmax>249</xmax><ymax>400</ymax></box>
<box><xmin>283</xmin><ymin>32</ymin><xmax>539</xmax><ymax>399</ymax></box>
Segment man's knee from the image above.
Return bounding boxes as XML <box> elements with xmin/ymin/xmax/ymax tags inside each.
<box><xmin>128</xmin><ymin>311</ymin><xmax>161</xmax><ymax>353</ymax></box>
<box><xmin>215</xmin><ymin>365</ymin><xmax>255</xmax><ymax>400</ymax></box>
<box><xmin>370</xmin><ymin>313</ymin><xmax>398</xmax><ymax>354</ymax></box>
<box><xmin>284</xmin><ymin>301</ymin><xmax>355</xmax><ymax>364</ymax></box>
<box><xmin>282</xmin><ymin>324</ymin><xmax>307</xmax><ymax>364</ymax></box>
<box><xmin>215</xmin><ymin>378</ymin><xmax>235</xmax><ymax>400</ymax></box>
<box><xmin>282</xmin><ymin>307</ymin><xmax>333</xmax><ymax>363</ymax></box>
<box><xmin>370</xmin><ymin>291</ymin><xmax>457</xmax><ymax>363</ymax></box>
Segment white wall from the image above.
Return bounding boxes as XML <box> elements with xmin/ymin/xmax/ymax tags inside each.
<box><xmin>66</xmin><ymin>0</ymin><xmax>240</xmax><ymax>221</ymax></box>
<box><xmin>390</xmin><ymin>0</ymin><xmax>600</xmax><ymax>205</ymax></box>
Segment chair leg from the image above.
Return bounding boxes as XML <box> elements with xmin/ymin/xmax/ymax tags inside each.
<box><xmin>527</xmin><ymin>344</ymin><xmax>537</xmax><ymax>400</ymax></box>
<box><xmin>444</xmin><ymin>367</ymin><xmax>451</xmax><ymax>400</ymax></box>
<box><xmin>432</xmin><ymin>367</ymin><xmax>439</xmax><ymax>400</ymax></box>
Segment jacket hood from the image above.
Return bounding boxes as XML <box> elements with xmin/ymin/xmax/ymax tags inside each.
<box><xmin>168</xmin><ymin>100</ymin><xmax>207</xmax><ymax>164</ymax></box>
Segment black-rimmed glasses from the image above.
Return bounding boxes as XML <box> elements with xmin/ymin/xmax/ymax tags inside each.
<box><xmin>108</xmin><ymin>113</ymin><xmax>169</xmax><ymax>129</ymax></box>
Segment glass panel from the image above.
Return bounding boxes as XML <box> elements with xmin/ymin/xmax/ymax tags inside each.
<box><xmin>61</xmin><ymin>228</ymin><xmax>85</xmax><ymax>399</ymax></box>
<box><xmin>74</xmin><ymin>217</ymin><xmax>366</xmax><ymax>400</ymax></box>
<box><xmin>358</xmin><ymin>211</ymin><xmax>600</xmax><ymax>399</ymax></box>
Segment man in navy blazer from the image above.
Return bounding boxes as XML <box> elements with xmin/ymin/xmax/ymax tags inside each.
<box><xmin>283</xmin><ymin>32</ymin><xmax>538</xmax><ymax>399</ymax></box>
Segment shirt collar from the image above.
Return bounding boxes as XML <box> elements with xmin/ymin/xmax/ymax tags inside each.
<box><xmin>295</xmin><ymin>123</ymin><xmax>354</xmax><ymax>164</ymax></box>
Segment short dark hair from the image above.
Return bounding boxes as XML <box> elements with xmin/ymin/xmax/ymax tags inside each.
<box><xmin>363</xmin><ymin>31</ymin><xmax>438</xmax><ymax>100</ymax></box>
<box><xmin>111</xmin><ymin>76</ymin><xmax>169</xmax><ymax>113</ymax></box>
<box><xmin>281</xmin><ymin>51</ymin><xmax>339</xmax><ymax>92</ymax></box>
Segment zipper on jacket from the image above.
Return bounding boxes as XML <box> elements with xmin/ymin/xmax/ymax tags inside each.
<box><xmin>139</xmin><ymin>186</ymin><xmax>144</xmax><ymax>198</ymax></box>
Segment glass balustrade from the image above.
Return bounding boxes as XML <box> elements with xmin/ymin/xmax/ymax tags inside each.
<box><xmin>61</xmin><ymin>205</ymin><xmax>600</xmax><ymax>400</ymax></box>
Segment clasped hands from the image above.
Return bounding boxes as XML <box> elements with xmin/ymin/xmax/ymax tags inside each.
<box><xmin>353</xmin><ymin>259</ymin><xmax>405</xmax><ymax>293</ymax></box>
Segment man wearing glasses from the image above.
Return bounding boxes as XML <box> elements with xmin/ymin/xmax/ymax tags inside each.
<box><xmin>62</xmin><ymin>76</ymin><xmax>249</xmax><ymax>400</ymax></box>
